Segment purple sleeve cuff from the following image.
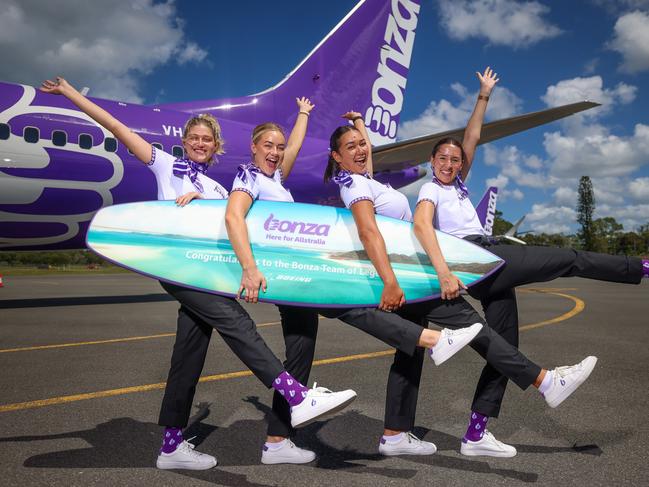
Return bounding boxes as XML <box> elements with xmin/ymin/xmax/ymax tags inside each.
<box><xmin>347</xmin><ymin>196</ymin><xmax>374</xmax><ymax>209</ymax></box>
<box><xmin>231</xmin><ymin>187</ymin><xmax>256</xmax><ymax>201</ymax></box>
<box><xmin>146</xmin><ymin>145</ymin><xmax>156</xmax><ymax>166</ymax></box>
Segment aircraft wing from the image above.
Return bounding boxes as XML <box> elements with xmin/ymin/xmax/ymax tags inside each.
<box><xmin>372</xmin><ymin>101</ymin><xmax>600</xmax><ymax>172</ymax></box>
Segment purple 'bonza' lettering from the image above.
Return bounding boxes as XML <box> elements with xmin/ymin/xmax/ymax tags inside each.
<box><xmin>263</xmin><ymin>213</ymin><xmax>331</xmax><ymax>236</ymax></box>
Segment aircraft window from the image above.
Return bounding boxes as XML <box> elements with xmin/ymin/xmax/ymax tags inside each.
<box><xmin>0</xmin><ymin>123</ymin><xmax>9</xmax><ymax>140</ymax></box>
<box><xmin>52</xmin><ymin>130</ymin><xmax>67</xmax><ymax>147</ymax></box>
<box><xmin>104</xmin><ymin>137</ymin><xmax>117</xmax><ymax>152</ymax></box>
<box><xmin>79</xmin><ymin>134</ymin><xmax>93</xmax><ymax>150</ymax></box>
<box><xmin>24</xmin><ymin>127</ymin><xmax>39</xmax><ymax>143</ymax></box>
<box><xmin>172</xmin><ymin>145</ymin><xmax>184</xmax><ymax>158</ymax></box>
<box><xmin>152</xmin><ymin>142</ymin><xmax>163</xmax><ymax>151</ymax></box>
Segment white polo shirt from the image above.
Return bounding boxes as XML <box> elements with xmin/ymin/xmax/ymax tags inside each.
<box><xmin>417</xmin><ymin>181</ymin><xmax>484</xmax><ymax>238</ymax></box>
<box><xmin>337</xmin><ymin>172</ymin><xmax>412</xmax><ymax>221</ymax></box>
<box><xmin>146</xmin><ymin>146</ymin><xmax>228</xmax><ymax>200</ymax></box>
<box><xmin>231</xmin><ymin>164</ymin><xmax>293</xmax><ymax>202</ymax></box>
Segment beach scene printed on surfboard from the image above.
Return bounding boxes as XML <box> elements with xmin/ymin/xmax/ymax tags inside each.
<box><xmin>86</xmin><ymin>200</ymin><xmax>503</xmax><ymax>307</ymax></box>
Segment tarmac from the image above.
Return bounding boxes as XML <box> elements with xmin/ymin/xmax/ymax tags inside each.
<box><xmin>1</xmin><ymin>273</ymin><xmax>648</xmax><ymax>486</ymax></box>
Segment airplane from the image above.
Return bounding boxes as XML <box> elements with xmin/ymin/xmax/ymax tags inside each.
<box><xmin>0</xmin><ymin>0</ymin><xmax>598</xmax><ymax>251</ymax></box>
<box><xmin>475</xmin><ymin>186</ymin><xmax>527</xmax><ymax>244</ymax></box>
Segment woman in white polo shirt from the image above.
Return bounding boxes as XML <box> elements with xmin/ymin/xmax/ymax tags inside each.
<box><xmin>40</xmin><ymin>78</ymin><xmax>358</xmax><ymax>471</ymax></box>
<box><xmin>225</xmin><ymin>105</ymin><xmax>484</xmax><ymax>465</ymax></box>
<box><xmin>325</xmin><ymin>104</ymin><xmax>599</xmax><ymax>458</ymax></box>
<box><xmin>413</xmin><ymin>67</ymin><xmax>647</xmax><ymax>457</ymax></box>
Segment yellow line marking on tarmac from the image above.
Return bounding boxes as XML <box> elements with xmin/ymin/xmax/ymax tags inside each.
<box><xmin>519</xmin><ymin>289</ymin><xmax>585</xmax><ymax>331</ymax></box>
<box><xmin>0</xmin><ymin>350</ymin><xmax>395</xmax><ymax>413</ymax></box>
<box><xmin>0</xmin><ymin>321</ymin><xmax>282</xmax><ymax>354</ymax></box>
<box><xmin>0</xmin><ymin>289</ymin><xmax>584</xmax><ymax>413</ymax></box>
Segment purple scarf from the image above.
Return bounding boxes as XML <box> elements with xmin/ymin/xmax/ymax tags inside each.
<box><xmin>173</xmin><ymin>158</ymin><xmax>208</xmax><ymax>193</ymax></box>
<box><xmin>332</xmin><ymin>169</ymin><xmax>370</xmax><ymax>188</ymax></box>
<box><xmin>432</xmin><ymin>174</ymin><xmax>469</xmax><ymax>199</ymax></box>
<box><xmin>236</xmin><ymin>162</ymin><xmax>262</xmax><ymax>184</ymax></box>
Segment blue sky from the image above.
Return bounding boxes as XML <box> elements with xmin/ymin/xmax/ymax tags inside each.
<box><xmin>2</xmin><ymin>0</ymin><xmax>648</xmax><ymax>233</ymax></box>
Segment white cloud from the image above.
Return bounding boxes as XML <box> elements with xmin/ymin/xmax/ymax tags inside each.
<box><xmin>437</xmin><ymin>0</ymin><xmax>562</xmax><ymax>48</ymax></box>
<box><xmin>541</xmin><ymin>76</ymin><xmax>636</xmax><ymax>117</ymax></box>
<box><xmin>608</xmin><ymin>11</ymin><xmax>649</xmax><ymax>73</ymax></box>
<box><xmin>398</xmin><ymin>83</ymin><xmax>522</xmax><ymax>139</ymax></box>
<box><xmin>526</xmin><ymin>203</ymin><xmax>576</xmax><ymax>234</ymax></box>
<box><xmin>545</xmin><ymin>123</ymin><xmax>649</xmax><ymax>178</ymax></box>
<box><xmin>629</xmin><ymin>177</ymin><xmax>649</xmax><ymax>201</ymax></box>
<box><xmin>486</xmin><ymin>174</ymin><xmax>509</xmax><ymax>189</ymax></box>
<box><xmin>554</xmin><ymin>186</ymin><xmax>577</xmax><ymax>206</ymax></box>
<box><xmin>0</xmin><ymin>0</ymin><xmax>208</xmax><ymax>103</ymax></box>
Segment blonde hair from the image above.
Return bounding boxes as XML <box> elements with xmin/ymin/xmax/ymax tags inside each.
<box><xmin>182</xmin><ymin>113</ymin><xmax>225</xmax><ymax>161</ymax></box>
<box><xmin>251</xmin><ymin>122</ymin><xmax>285</xmax><ymax>144</ymax></box>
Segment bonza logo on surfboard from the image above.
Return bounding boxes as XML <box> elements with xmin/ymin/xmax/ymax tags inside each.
<box><xmin>263</xmin><ymin>213</ymin><xmax>330</xmax><ymax>245</ymax></box>
<box><xmin>365</xmin><ymin>0</ymin><xmax>420</xmax><ymax>146</ymax></box>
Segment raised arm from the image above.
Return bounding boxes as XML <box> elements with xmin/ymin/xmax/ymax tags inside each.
<box><xmin>225</xmin><ymin>192</ymin><xmax>266</xmax><ymax>303</ymax></box>
<box><xmin>282</xmin><ymin>97</ymin><xmax>315</xmax><ymax>180</ymax></box>
<box><xmin>350</xmin><ymin>201</ymin><xmax>405</xmax><ymax>311</ymax></box>
<box><xmin>413</xmin><ymin>201</ymin><xmax>466</xmax><ymax>300</ymax></box>
<box><xmin>460</xmin><ymin>67</ymin><xmax>499</xmax><ymax>180</ymax></box>
<box><xmin>40</xmin><ymin>77</ymin><xmax>152</xmax><ymax>164</ymax></box>
<box><xmin>342</xmin><ymin>111</ymin><xmax>374</xmax><ymax>177</ymax></box>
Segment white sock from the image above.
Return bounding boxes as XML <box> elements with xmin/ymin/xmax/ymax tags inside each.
<box><xmin>382</xmin><ymin>432</ymin><xmax>406</xmax><ymax>443</ymax></box>
<box><xmin>264</xmin><ymin>439</ymin><xmax>288</xmax><ymax>451</ymax></box>
<box><xmin>538</xmin><ymin>370</ymin><xmax>554</xmax><ymax>395</ymax></box>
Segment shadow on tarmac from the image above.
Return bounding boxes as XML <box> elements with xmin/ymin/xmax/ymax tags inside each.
<box><xmin>0</xmin><ymin>294</ymin><xmax>173</xmax><ymax>309</ymax></box>
<box><xmin>1</xmin><ymin>396</ymin><xmax>615</xmax><ymax>484</ymax></box>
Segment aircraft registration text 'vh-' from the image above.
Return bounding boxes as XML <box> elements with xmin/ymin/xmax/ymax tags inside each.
<box><xmin>0</xmin><ymin>0</ymin><xmax>597</xmax><ymax>251</ymax></box>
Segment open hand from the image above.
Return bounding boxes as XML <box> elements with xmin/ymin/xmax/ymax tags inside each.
<box><xmin>296</xmin><ymin>96</ymin><xmax>315</xmax><ymax>115</ymax></box>
<box><xmin>476</xmin><ymin>66</ymin><xmax>499</xmax><ymax>95</ymax></box>
<box><xmin>40</xmin><ymin>77</ymin><xmax>72</xmax><ymax>96</ymax></box>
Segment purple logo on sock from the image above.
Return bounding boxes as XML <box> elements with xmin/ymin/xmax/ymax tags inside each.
<box><xmin>311</xmin><ymin>400</ymin><xmax>317</xmax><ymax>406</ymax></box>
<box><xmin>302</xmin><ymin>391</ymin><xmax>307</xmax><ymax>398</ymax></box>
<box><xmin>560</xmin><ymin>379</ymin><xmax>566</xmax><ymax>386</ymax></box>
<box><xmin>448</xmin><ymin>338</ymin><xmax>454</xmax><ymax>345</ymax></box>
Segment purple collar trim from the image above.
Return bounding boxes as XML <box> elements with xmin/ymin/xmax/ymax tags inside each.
<box><xmin>432</xmin><ymin>174</ymin><xmax>469</xmax><ymax>199</ymax></box>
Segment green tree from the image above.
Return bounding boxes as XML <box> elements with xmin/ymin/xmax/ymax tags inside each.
<box><xmin>576</xmin><ymin>176</ymin><xmax>595</xmax><ymax>250</ymax></box>
<box><xmin>492</xmin><ymin>210</ymin><xmax>513</xmax><ymax>236</ymax></box>
<box><xmin>591</xmin><ymin>216</ymin><xmax>623</xmax><ymax>253</ymax></box>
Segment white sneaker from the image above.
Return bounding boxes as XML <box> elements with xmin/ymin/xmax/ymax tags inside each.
<box><xmin>430</xmin><ymin>323</ymin><xmax>483</xmax><ymax>366</ymax></box>
<box><xmin>460</xmin><ymin>431</ymin><xmax>517</xmax><ymax>458</ymax></box>
<box><xmin>156</xmin><ymin>440</ymin><xmax>217</xmax><ymax>470</ymax></box>
<box><xmin>543</xmin><ymin>356</ymin><xmax>598</xmax><ymax>408</ymax></box>
<box><xmin>290</xmin><ymin>383</ymin><xmax>357</xmax><ymax>428</ymax></box>
<box><xmin>261</xmin><ymin>439</ymin><xmax>316</xmax><ymax>464</ymax></box>
<box><xmin>378</xmin><ymin>432</ymin><xmax>437</xmax><ymax>456</ymax></box>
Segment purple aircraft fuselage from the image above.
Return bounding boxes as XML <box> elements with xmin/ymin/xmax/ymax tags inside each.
<box><xmin>0</xmin><ymin>0</ymin><xmax>598</xmax><ymax>250</ymax></box>
<box><xmin>0</xmin><ymin>0</ymin><xmax>426</xmax><ymax>250</ymax></box>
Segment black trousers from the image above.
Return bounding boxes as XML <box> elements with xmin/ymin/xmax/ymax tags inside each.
<box><xmin>466</xmin><ymin>241</ymin><xmax>643</xmax><ymax>417</ymax></box>
<box><xmin>383</xmin><ymin>297</ymin><xmax>543</xmax><ymax>431</ymax></box>
<box><xmin>158</xmin><ymin>282</ymin><xmax>285</xmax><ymax>428</ymax></box>
<box><xmin>266</xmin><ymin>306</ymin><xmax>319</xmax><ymax>438</ymax></box>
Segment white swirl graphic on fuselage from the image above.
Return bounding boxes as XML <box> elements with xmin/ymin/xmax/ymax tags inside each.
<box><xmin>0</xmin><ymin>85</ymin><xmax>124</xmax><ymax>248</ymax></box>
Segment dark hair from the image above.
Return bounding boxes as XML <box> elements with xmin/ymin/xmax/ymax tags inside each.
<box><xmin>431</xmin><ymin>137</ymin><xmax>467</xmax><ymax>163</ymax></box>
<box><xmin>323</xmin><ymin>125</ymin><xmax>360</xmax><ymax>183</ymax></box>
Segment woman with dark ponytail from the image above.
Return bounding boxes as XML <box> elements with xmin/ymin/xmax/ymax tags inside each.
<box><xmin>325</xmin><ymin>77</ymin><xmax>600</xmax><ymax>458</ymax></box>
